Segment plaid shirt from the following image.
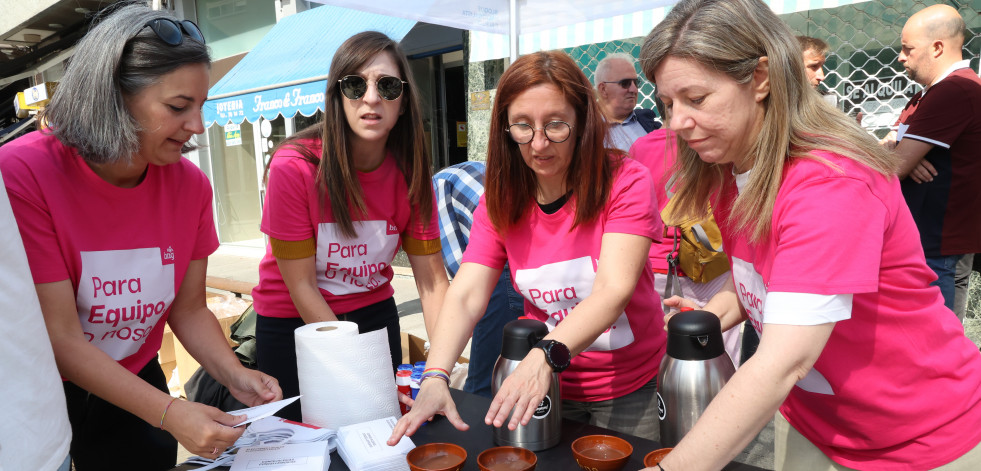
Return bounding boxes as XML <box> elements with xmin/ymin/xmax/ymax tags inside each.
<box><xmin>432</xmin><ymin>161</ymin><xmax>486</xmax><ymax>277</ymax></box>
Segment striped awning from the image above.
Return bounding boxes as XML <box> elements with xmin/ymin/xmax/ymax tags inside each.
<box><xmin>202</xmin><ymin>5</ymin><xmax>416</xmax><ymax>127</ymax></box>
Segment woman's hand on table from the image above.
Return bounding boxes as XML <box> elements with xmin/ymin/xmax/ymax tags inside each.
<box><xmin>387</xmin><ymin>378</ymin><xmax>469</xmax><ymax>445</ymax></box>
<box><xmin>226</xmin><ymin>367</ymin><xmax>282</xmax><ymax>407</ymax></box>
<box><xmin>485</xmin><ymin>348</ymin><xmax>553</xmax><ymax>430</ymax></box>
<box><xmin>161</xmin><ymin>399</ymin><xmax>247</xmax><ymax>459</ymax></box>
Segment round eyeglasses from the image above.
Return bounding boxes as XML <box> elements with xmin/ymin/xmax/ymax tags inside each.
<box><xmin>338</xmin><ymin>75</ymin><xmax>407</xmax><ymax>101</ymax></box>
<box><xmin>143</xmin><ymin>18</ymin><xmax>205</xmax><ymax>46</ymax></box>
<box><xmin>506</xmin><ymin>121</ymin><xmax>574</xmax><ymax>144</ymax></box>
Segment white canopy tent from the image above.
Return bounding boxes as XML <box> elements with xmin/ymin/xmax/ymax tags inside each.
<box><xmin>310</xmin><ymin>0</ymin><xmax>676</xmax><ymax>61</ymax></box>
<box><xmin>309</xmin><ymin>0</ymin><xmax>870</xmax><ymax>62</ymax></box>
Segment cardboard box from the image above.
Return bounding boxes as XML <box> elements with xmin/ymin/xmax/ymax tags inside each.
<box><xmin>173</xmin><ymin>336</ymin><xmax>201</xmax><ymax>398</ymax></box>
<box><xmin>159</xmin><ymin>329</ymin><xmax>176</xmax><ymax>364</ymax></box>
<box><xmin>400</xmin><ymin>332</ymin><xmax>469</xmax><ymax>365</ymax></box>
<box><xmin>160</xmin><ymin>360</ymin><xmax>179</xmax><ymax>396</ymax></box>
<box><xmin>158</xmin><ymin>292</ymin><xmax>250</xmax><ymax>397</ymax></box>
<box><xmin>400</xmin><ymin>332</ymin><xmax>469</xmax><ymax>389</ymax></box>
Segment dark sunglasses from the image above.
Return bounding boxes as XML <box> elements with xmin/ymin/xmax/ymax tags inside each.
<box><xmin>143</xmin><ymin>18</ymin><xmax>205</xmax><ymax>46</ymax></box>
<box><xmin>338</xmin><ymin>75</ymin><xmax>407</xmax><ymax>101</ymax></box>
<box><xmin>602</xmin><ymin>78</ymin><xmax>640</xmax><ymax>89</ymax></box>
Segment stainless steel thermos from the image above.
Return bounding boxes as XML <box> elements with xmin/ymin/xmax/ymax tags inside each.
<box><xmin>491</xmin><ymin>318</ymin><xmax>562</xmax><ymax>451</ymax></box>
<box><xmin>657</xmin><ymin>309</ymin><xmax>736</xmax><ymax>447</ymax></box>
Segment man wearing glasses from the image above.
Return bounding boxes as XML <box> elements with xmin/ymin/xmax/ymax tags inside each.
<box><xmin>593</xmin><ymin>53</ymin><xmax>660</xmax><ymax>152</ymax></box>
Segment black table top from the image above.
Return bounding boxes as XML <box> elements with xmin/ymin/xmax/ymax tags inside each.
<box><xmin>173</xmin><ymin>389</ymin><xmax>766</xmax><ymax>471</ymax></box>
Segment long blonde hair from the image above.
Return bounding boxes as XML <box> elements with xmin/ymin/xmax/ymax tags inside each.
<box><xmin>641</xmin><ymin>0</ymin><xmax>897</xmax><ymax>242</ymax></box>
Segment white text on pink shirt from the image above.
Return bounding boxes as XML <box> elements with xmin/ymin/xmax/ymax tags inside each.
<box><xmin>515</xmin><ymin>256</ymin><xmax>634</xmax><ymax>352</ymax></box>
<box><xmin>77</xmin><ymin>248</ymin><xmax>176</xmax><ymax>360</ymax></box>
<box><xmin>316</xmin><ymin>221</ymin><xmax>398</xmax><ymax>294</ymax></box>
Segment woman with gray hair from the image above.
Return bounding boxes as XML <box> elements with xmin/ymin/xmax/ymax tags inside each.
<box><xmin>0</xmin><ymin>3</ymin><xmax>281</xmax><ymax>469</ymax></box>
<box><xmin>640</xmin><ymin>0</ymin><xmax>981</xmax><ymax>470</ymax></box>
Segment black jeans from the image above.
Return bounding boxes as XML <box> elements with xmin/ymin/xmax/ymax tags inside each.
<box><xmin>255</xmin><ymin>296</ymin><xmax>401</xmax><ymax>421</ymax></box>
<box><xmin>64</xmin><ymin>357</ymin><xmax>177</xmax><ymax>471</ymax></box>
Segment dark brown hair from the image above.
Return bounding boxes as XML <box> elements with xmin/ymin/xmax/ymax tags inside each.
<box><xmin>270</xmin><ymin>31</ymin><xmax>432</xmax><ymax>238</ymax></box>
<box><xmin>485</xmin><ymin>51</ymin><xmax>622</xmax><ymax>233</ymax></box>
<box><xmin>797</xmin><ymin>35</ymin><xmax>829</xmax><ymax>56</ymax></box>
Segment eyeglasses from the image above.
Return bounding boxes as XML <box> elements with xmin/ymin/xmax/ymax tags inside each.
<box><xmin>506</xmin><ymin>121</ymin><xmax>574</xmax><ymax>144</ymax></box>
<box><xmin>602</xmin><ymin>78</ymin><xmax>640</xmax><ymax>89</ymax></box>
<box><xmin>143</xmin><ymin>18</ymin><xmax>205</xmax><ymax>46</ymax></box>
<box><xmin>338</xmin><ymin>75</ymin><xmax>407</xmax><ymax>101</ymax></box>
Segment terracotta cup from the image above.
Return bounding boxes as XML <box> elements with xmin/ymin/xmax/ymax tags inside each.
<box><xmin>570</xmin><ymin>435</ymin><xmax>633</xmax><ymax>471</ymax></box>
<box><xmin>643</xmin><ymin>448</ymin><xmax>673</xmax><ymax>468</ymax></box>
<box><xmin>476</xmin><ymin>446</ymin><xmax>537</xmax><ymax>471</ymax></box>
<box><xmin>406</xmin><ymin>442</ymin><xmax>467</xmax><ymax>471</ymax></box>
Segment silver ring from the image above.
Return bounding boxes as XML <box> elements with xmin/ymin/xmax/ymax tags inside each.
<box><xmin>213</xmin><ymin>446</ymin><xmax>219</xmax><ymax>455</ymax></box>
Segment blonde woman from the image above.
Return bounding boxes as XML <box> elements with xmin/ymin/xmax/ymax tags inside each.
<box><xmin>640</xmin><ymin>0</ymin><xmax>981</xmax><ymax>469</ymax></box>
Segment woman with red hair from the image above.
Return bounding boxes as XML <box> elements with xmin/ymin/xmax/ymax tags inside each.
<box><xmin>389</xmin><ymin>50</ymin><xmax>666</xmax><ymax>443</ymax></box>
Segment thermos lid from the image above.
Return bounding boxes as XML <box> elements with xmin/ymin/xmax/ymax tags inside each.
<box><xmin>666</xmin><ymin>310</ymin><xmax>726</xmax><ymax>361</ymax></box>
<box><xmin>500</xmin><ymin>318</ymin><xmax>549</xmax><ymax>361</ymax></box>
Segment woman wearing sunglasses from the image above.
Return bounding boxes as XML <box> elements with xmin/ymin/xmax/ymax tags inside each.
<box><xmin>250</xmin><ymin>31</ymin><xmax>448</xmax><ymax>422</ymax></box>
<box><xmin>0</xmin><ymin>4</ymin><xmax>282</xmax><ymax>470</ymax></box>
<box><xmin>389</xmin><ymin>50</ymin><xmax>666</xmax><ymax>444</ymax></box>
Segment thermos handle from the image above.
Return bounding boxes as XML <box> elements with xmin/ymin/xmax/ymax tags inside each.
<box><xmin>530</xmin><ymin>331</ymin><xmax>546</xmax><ymax>347</ymax></box>
<box><xmin>523</xmin><ymin>316</ymin><xmax>547</xmax><ymax>346</ymax></box>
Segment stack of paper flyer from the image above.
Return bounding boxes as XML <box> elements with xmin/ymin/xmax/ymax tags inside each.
<box><xmin>243</xmin><ymin>416</ymin><xmax>337</xmax><ymax>450</ymax></box>
<box><xmin>180</xmin><ymin>397</ymin><xmax>335</xmax><ymax>470</ymax></box>
<box><xmin>229</xmin><ymin>441</ymin><xmax>330</xmax><ymax>471</ymax></box>
<box><xmin>337</xmin><ymin>416</ymin><xmax>415</xmax><ymax>471</ymax></box>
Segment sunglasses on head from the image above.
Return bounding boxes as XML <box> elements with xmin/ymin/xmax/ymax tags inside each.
<box><xmin>338</xmin><ymin>75</ymin><xmax>407</xmax><ymax>101</ymax></box>
<box><xmin>602</xmin><ymin>78</ymin><xmax>640</xmax><ymax>89</ymax></box>
<box><xmin>143</xmin><ymin>18</ymin><xmax>205</xmax><ymax>46</ymax></box>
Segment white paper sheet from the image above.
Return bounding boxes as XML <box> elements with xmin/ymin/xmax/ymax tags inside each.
<box><xmin>229</xmin><ymin>396</ymin><xmax>302</xmax><ymax>427</ymax></box>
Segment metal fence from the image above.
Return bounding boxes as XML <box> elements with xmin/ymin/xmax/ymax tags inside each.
<box><xmin>566</xmin><ymin>0</ymin><xmax>981</xmax><ymax>138</ymax></box>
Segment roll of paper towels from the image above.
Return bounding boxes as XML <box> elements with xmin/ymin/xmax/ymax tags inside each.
<box><xmin>295</xmin><ymin>321</ymin><xmax>400</xmax><ymax>429</ymax></box>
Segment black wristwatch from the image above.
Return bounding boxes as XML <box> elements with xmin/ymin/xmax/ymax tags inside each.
<box><xmin>534</xmin><ymin>339</ymin><xmax>571</xmax><ymax>373</ymax></box>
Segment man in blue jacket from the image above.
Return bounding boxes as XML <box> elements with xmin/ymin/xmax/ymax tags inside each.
<box><xmin>593</xmin><ymin>53</ymin><xmax>660</xmax><ymax>151</ymax></box>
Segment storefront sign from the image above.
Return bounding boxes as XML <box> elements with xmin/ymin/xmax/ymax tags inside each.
<box><xmin>224</xmin><ymin>123</ymin><xmax>242</xmax><ymax>146</ymax></box>
<box><xmin>204</xmin><ymin>80</ymin><xmax>328</xmax><ymax>128</ymax></box>
<box><xmin>842</xmin><ymin>75</ymin><xmax>912</xmax><ymax>104</ymax></box>
<box><xmin>24</xmin><ymin>82</ymin><xmax>57</xmax><ymax>106</ymax></box>
<box><xmin>470</xmin><ymin>91</ymin><xmax>491</xmax><ymax>111</ymax></box>
<box><xmin>456</xmin><ymin>121</ymin><xmax>468</xmax><ymax>147</ymax></box>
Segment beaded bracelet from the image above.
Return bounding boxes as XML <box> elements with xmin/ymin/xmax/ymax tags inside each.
<box><xmin>423</xmin><ymin>367</ymin><xmax>450</xmax><ymax>376</ymax></box>
<box><xmin>420</xmin><ymin>370</ymin><xmax>450</xmax><ymax>384</ymax></box>
<box><xmin>159</xmin><ymin>397</ymin><xmax>178</xmax><ymax>429</ymax></box>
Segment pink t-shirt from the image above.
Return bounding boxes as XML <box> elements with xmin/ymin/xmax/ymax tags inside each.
<box><xmin>0</xmin><ymin>131</ymin><xmax>219</xmax><ymax>375</ymax></box>
<box><xmin>463</xmin><ymin>158</ymin><xmax>665</xmax><ymax>402</ymax></box>
<box><xmin>629</xmin><ymin>129</ymin><xmax>675</xmax><ymax>272</ymax></box>
<box><xmin>252</xmin><ymin>139</ymin><xmax>440</xmax><ymax>317</ymax></box>
<box><xmin>716</xmin><ymin>151</ymin><xmax>981</xmax><ymax>470</ymax></box>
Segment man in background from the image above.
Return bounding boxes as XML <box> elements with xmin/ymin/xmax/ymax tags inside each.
<box><xmin>593</xmin><ymin>53</ymin><xmax>660</xmax><ymax>151</ymax></box>
<box><xmin>884</xmin><ymin>4</ymin><xmax>981</xmax><ymax>318</ymax></box>
<box><xmin>798</xmin><ymin>35</ymin><xmax>830</xmax><ymax>90</ymax></box>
